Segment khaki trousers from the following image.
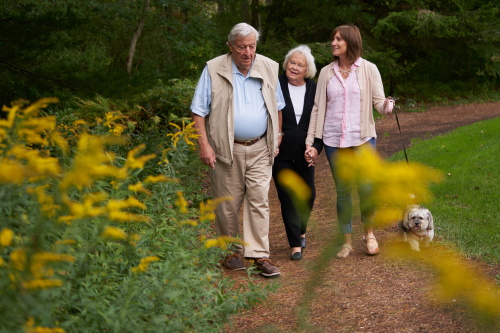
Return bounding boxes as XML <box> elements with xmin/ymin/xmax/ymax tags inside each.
<box><xmin>210</xmin><ymin>137</ymin><xmax>271</xmax><ymax>258</ymax></box>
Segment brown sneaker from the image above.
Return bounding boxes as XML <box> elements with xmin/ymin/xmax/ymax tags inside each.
<box><xmin>253</xmin><ymin>258</ymin><xmax>281</xmax><ymax>277</ymax></box>
<box><xmin>223</xmin><ymin>253</ymin><xmax>246</xmax><ymax>271</ymax></box>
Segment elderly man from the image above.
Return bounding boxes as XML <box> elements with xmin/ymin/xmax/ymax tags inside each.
<box><xmin>191</xmin><ymin>23</ymin><xmax>285</xmax><ymax>277</ymax></box>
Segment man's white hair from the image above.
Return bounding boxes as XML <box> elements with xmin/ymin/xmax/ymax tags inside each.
<box><xmin>228</xmin><ymin>23</ymin><xmax>260</xmax><ymax>45</ymax></box>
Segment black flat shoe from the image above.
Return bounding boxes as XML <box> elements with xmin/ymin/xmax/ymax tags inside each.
<box><xmin>300</xmin><ymin>237</ymin><xmax>306</xmax><ymax>249</ymax></box>
<box><xmin>290</xmin><ymin>252</ymin><xmax>302</xmax><ymax>261</ymax></box>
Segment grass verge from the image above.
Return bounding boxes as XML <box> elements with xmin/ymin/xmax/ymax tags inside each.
<box><xmin>389</xmin><ymin>117</ymin><xmax>500</xmax><ymax>264</ymax></box>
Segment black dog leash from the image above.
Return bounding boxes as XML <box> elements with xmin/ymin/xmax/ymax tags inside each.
<box><xmin>393</xmin><ymin>104</ymin><xmax>409</xmax><ymax>165</ymax></box>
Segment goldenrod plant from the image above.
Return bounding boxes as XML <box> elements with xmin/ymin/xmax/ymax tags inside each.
<box><xmin>0</xmin><ymin>99</ymin><xmax>269</xmax><ymax>332</ymax></box>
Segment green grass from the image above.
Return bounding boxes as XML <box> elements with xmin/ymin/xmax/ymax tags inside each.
<box><xmin>389</xmin><ymin>117</ymin><xmax>500</xmax><ymax>263</ymax></box>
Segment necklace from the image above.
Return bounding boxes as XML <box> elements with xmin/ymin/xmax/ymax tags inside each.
<box><xmin>339</xmin><ymin>66</ymin><xmax>351</xmax><ymax>78</ymax></box>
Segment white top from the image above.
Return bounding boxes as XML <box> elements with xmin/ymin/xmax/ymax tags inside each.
<box><xmin>288</xmin><ymin>83</ymin><xmax>306</xmax><ymax>124</ymax></box>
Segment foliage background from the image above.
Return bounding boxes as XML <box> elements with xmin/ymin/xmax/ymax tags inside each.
<box><xmin>1</xmin><ymin>0</ymin><xmax>498</xmax><ymax>110</ymax></box>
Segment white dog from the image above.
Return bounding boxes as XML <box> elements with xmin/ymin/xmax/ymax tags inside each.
<box><xmin>398</xmin><ymin>206</ymin><xmax>434</xmax><ymax>251</ymax></box>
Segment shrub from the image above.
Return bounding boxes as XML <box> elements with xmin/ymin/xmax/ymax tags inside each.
<box><xmin>0</xmin><ymin>98</ymin><xmax>269</xmax><ymax>332</ymax></box>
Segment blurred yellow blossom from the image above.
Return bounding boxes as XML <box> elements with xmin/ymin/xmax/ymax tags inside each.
<box><xmin>106</xmin><ymin>197</ymin><xmax>149</xmax><ymax>222</ymax></box>
<box><xmin>180</xmin><ymin>220</ymin><xmax>198</xmax><ymax>226</ymax></box>
<box><xmin>60</xmin><ymin>134</ymin><xmax>125</xmax><ymax>190</ymax></box>
<box><xmin>10</xmin><ymin>249</ymin><xmax>26</xmax><ymax>270</ymax></box>
<box><xmin>204</xmin><ymin>236</ymin><xmax>247</xmax><ymax>250</ymax></box>
<box><xmin>336</xmin><ymin>146</ymin><xmax>443</xmax><ymax>227</ymax></box>
<box><xmin>0</xmin><ymin>159</ymin><xmax>25</xmax><ymax>183</ymax></box>
<box><xmin>277</xmin><ymin>169</ymin><xmax>312</xmax><ymax>202</ymax></box>
<box><xmin>102</xmin><ymin>226</ymin><xmax>127</xmax><ymax>240</ymax></box>
<box><xmin>27</xmin><ymin>186</ymin><xmax>60</xmax><ymax>218</ymax></box>
<box><xmin>55</xmin><ymin>239</ymin><xmax>76</xmax><ymax>245</ymax></box>
<box><xmin>25</xmin><ymin>317</ymin><xmax>65</xmax><ymax>333</ymax></box>
<box><xmin>386</xmin><ymin>243</ymin><xmax>500</xmax><ymax>319</ymax></box>
<box><xmin>175</xmin><ymin>191</ymin><xmax>188</xmax><ymax>213</ymax></box>
<box><xmin>199</xmin><ymin>197</ymin><xmax>232</xmax><ymax>221</ymax></box>
<box><xmin>22</xmin><ymin>278</ymin><xmax>63</xmax><ymax>290</ymax></box>
<box><xmin>0</xmin><ymin>228</ymin><xmax>14</xmax><ymax>247</ymax></box>
<box><xmin>131</xmin><ymin>256</ymin><xmax>160</xmax><ymax>273</ymax></box>
<box><xmin>144</xmin><ymin>174</ymin><xmax>178</xmax><ymax>183</ymax></box>
<box><xmin>128</xmin><ymin>182</ymin><xmax>151</xmax><ymax>195</ymax></box>
<box><xmin>59</xmin><ymin>194</ymin><xmax>107</xmax><ymax>223</ymax></box>
<box><xmin>125</xmin><ymin>144</ymin><xmax>156</xmax><ymax>169</ymax></box>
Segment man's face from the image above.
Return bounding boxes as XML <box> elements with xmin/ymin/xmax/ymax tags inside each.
<box><xmin>229</xmin><ymin>34</ymin><xmax>257</xmax><ymax>74</ymax></box>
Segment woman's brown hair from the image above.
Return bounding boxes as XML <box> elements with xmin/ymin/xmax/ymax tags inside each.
<box><xmin>330</xmin><ymin>25</ymin><xmax>363</xmax><ymax>64</ymax></box>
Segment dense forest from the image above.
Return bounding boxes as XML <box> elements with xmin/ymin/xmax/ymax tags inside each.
<box><xmin>1</xmin><ymin>0</ymin><xmax>498</xmax><ymax>111</ymax></box>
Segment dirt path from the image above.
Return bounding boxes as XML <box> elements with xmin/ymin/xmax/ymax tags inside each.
<box><xmin>226</xmin><ymin>101</ymin><xmax>500</xmax><ymax>333</ymax></box>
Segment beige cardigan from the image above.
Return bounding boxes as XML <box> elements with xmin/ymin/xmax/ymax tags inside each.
<box><xmin>306</xmin><ymin>58</ymin><xmax>388</xmax><ymax>146</ymax></box>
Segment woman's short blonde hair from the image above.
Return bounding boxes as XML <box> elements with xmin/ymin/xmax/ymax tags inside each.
<box><xmin>282</xmin><ymin>45</ymin><xmax>317</xmax><ymax>79</ymax></box>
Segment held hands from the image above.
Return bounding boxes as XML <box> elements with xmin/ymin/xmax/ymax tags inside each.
<box><xmin>383</xmin><ymin>96</ymin><xmax>395</xmax><ymax>114</ymax></box>
<box><xmin>305</xmin><ymin>145</ymin><xmax>318</xmax><ymax>167</ymax></box>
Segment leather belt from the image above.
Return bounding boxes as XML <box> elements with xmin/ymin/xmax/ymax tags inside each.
<box><xmin>234</xmin><ymin>134</ymin><xmax>265</xmax><ymax>146</ymax></box>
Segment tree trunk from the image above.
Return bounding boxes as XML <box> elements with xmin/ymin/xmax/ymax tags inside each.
<box><xmin>127</xmin><ymin>0</ymin><xmax>151</xmax><ymax>74</ymax></box>
<box><xmin>251</xmin><ymin>0</ymin><xmax>259</xmax><ymax>30</ymax></box>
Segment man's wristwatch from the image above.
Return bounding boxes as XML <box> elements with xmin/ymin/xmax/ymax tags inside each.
<box><xmin>278</xmin><ymin>132</ymin><xmax>284</xmax><ymax>137</ymax></box>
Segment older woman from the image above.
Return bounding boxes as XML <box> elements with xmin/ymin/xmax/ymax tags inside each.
<box><xmin>305</xmin><ymin>25</ymin><xmax>394</xmax><ymax>258</ymax></box>
<box><xmin>273</xmin><ymin>45</ymin><xmax>317</xmax><ymax>260</ymax></box>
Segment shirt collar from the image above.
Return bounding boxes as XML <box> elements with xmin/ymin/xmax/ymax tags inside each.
<box><xmin>333</xmin><ymin>57</ymin><xmax>362</xmax><ymax>70</ymax></box>
<box><xmin>232</xmin><ymin>60</ymin><xmax>254</xmax><ymax>77</ymax></box>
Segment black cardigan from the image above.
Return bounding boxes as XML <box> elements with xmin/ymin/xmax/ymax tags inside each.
<box><xmin>276</xmin><ymin>74</ymin><xmax>318</xmax><ymax>161</ymax></box>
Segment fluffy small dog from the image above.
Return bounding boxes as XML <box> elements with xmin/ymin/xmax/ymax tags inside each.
<box><xmin>398</xmin><ymin>206</ymin><xmax>434</xmax><ymax>251</ymax></box>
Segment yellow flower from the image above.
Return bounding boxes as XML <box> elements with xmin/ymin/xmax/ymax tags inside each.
<box><xmin>277</xmin><ymin>169</ymin><xmax>312</xmax><ymax>202</ymax></box>
<box><xmin>175</xmin><ymin>191</ymin><xmax>188</xmax><ymax>213</ymax></box>
<box><xmin>73</xmin><ymin>119</ymin><xmax>87</xmax><ymax>126</ymax></box>
<box><xmin>0</xmin><ymin>228</ymin><xmax>14</xmax><ymax>247</ymax></box>
<box><xmin>144</xmin><ymin>174</ymin><xmax>178</xmax><ymax>183</ymax></box>
<box><xmin>131</xmin><ymin>256</ymin><xmax>160</xmax><ymax>273</ymax></box>
<box><xmin>0</xmin><ymin>159</ymin><xmax>25</xmax><ymax>183</ymax></box>
<box><xmin>59</xmin><ymin>194</ymin><xmax>107</xmax><ymax>222</ymax></box>
<box><xmin>59</xmin><ymin>134</ymin><xmax>125</xmax><ymax>191</ymax></box>
<box><xmin>204</xmin><ymin>236</ymin><xmax>247</xmax><ymax>250</ymax></box>
<box><xmin>128</xmin><ymin>182</ymin><xmax>151</xmax><ymax>195</ymax></box>
<box><xmin>27</xmin><ymin>186</ymin><xmax>60</xmax><ymax>218</ymax></box>
<box><xmin>22</xmin><ymin>278</ymin><xmax>63</xmax><ymax>290</ymax></box>
<box><xmin>166</xmin><ymin>120</ymin><xmax>199</xmax><ymax>149</ymax></box>
<box><xmin>10</xmin><ymin>249</ymin><xmax>26</xmax><ymax>270</ymax></box>
<box><xmin>199</xmin><ymin>197</ymin><xmax>232</xmax><ymax>221</ymax></box>
<box><xmin>25</xmin><ymin>317</ymin><xmax>66</xmax><ymax>333</ymax></box>
<box><xmin>101</xmin><ymin>226</ymin><xmax>127</xmax><ymax>240</ymax></box>
<box><xmin>180</xmin><ymin>220</ymin><xmax>198</xmax><ymax>226</ymax></box>
<box><xmin>55</xmin><ymin>239</ymin><xmax>76</xmax><ymax>245</ymax></box>
<box><xmin>125</xmin><ymin>144</ymin><xmax>156</xmax><ymax>169</ymax></box>
<box><xmin>336</xmin><ymin>146</ymin><xmax>443</xmax><ymax>227</ymax></box>
<box><xmin>23</xmin><ymin>97</ymin><xmax>59</xmax><ymax>116</ymax></box>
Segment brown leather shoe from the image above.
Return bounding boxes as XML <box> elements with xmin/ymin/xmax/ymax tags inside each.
<box><xmin>253</xmin><ymin>258</ymin><xmax>281</xmax><ymax>277</ymax></box>
<box><xmin>223</xmin><ymin>253</ymin><xmax>246</xmax><ymax>271</ymax></box>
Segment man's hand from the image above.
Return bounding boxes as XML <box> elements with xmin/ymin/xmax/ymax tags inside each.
<box><xmin>192</xmin><ymin>113</ymin><xmax>216</xmax><ymax>169</ymax></box>
<box><xmin>199</xmin><ymin>142</ymin><xmax>216</xmax><ymax>169</ymax></box>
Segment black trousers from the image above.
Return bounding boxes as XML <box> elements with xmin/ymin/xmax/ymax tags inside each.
<box><xmin>272</xmin><ymin>159</ymin><xmax>316</xmax><ymax>248</ymax></box>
